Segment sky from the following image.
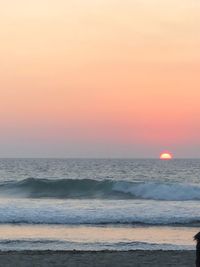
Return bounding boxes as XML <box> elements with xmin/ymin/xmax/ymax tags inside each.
<box><xmin>0</xmin><ymin>0</ymin><xmax>200</xmax><ymax>158</ymax></box>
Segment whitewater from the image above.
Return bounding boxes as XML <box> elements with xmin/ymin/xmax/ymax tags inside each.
<box><xmin>0</xmin><ymin>158</ymin><xmax>199</xmax><ymax>250</ymax></box>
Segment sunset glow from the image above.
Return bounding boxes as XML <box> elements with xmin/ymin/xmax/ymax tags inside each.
<box><xmin>0</xmin><ymin>0</ymin><xmax>200</xmax><ymax>157</ymax></box>
<box><xmin>160</xmin><ymin>153</ymin><xmax>173</xmax><ymax>160</ymax></box>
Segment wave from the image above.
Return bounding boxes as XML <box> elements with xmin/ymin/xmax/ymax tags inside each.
<box><xmin>1</xmin><ymin>178</ymin><xmax>200</xmax><ymax>201</ymax></box>
<box><xmin>0</xmin><ymin>202</ymin><xmax>200</xmax><ymax>225</ymax></box>
<box><xmin>0</xmin><ymin>239</ymin><xmax>193</xmax><ymax>251</ymax></box>
<box><xmin>0</xmin><ymin>195</ymin><xmax>200</xmax><ymax>225</ymax></box>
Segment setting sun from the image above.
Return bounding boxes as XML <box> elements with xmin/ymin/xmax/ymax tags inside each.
<box><xmin>160</xmin><ymin>152</ymin><xmax>173</xmax><ymax>160</ymax></box>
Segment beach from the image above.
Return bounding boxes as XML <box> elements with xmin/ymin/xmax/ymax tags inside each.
<box><xmin>0</xmin><ymin>250</ymin><xmax>195</xmax><ymax>267</ymax></box>
<box><xmin>1</xmin><ymin>0</ymin><xmax>200</xmax><ymax>263</ymax></box>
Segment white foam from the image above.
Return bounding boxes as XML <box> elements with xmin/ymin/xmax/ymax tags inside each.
<box><xmin>0</xmin><ymin>198</ymin><xmax>200</xmax><ymax>225</ymax></box>
<box><xmin>113</xmin><ymin>182</ymin><xmax>200</xmax><ymax>200</ymax></box>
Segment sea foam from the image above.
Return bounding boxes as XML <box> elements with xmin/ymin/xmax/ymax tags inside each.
<box><xmin>0</xmin><ymin>198</ymin><xmax>199</xmax><ymax>225</ymax></box>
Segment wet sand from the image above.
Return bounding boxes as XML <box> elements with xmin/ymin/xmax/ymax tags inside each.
<box><xmin>0</xmin><ymin>250</ymin><xmax>196</xmax><ymax>267</ymax></box>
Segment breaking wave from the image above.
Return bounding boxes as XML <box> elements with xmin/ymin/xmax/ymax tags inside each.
<box><xmin>0</xmin><ymin>178</ymin><xmax>200</xmax><ymax>201</ymax></box>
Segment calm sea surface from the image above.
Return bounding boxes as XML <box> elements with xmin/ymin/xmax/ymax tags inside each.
<box><xmin>0</xmin><ymin>158</ymin><xmax>199</xmax><ymax>250</ymax></box>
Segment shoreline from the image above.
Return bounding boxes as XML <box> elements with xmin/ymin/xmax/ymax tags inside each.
<box><xmin>0</xmin><ymin>250</ymin><xmax>196</xmax><ymax>267</ymax></box>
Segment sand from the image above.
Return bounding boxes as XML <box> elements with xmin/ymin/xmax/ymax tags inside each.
<box><xmin>0</xmin><ymin>250</ymin><xmax>196</xmax><ymax>267</ymax></box>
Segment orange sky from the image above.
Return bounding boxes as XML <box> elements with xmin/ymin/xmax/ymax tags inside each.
<box><xmin>0</xmin><ymin>0</ymin><xmax>200</xmax><ymax>157</ymax></box>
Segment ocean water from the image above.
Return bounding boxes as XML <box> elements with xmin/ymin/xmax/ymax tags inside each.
<box><xmin>0</xmin><ymin>158</ymin><xmax>199</xmax><ymax>250</ymax></box>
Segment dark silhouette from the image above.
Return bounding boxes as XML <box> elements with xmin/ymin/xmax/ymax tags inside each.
<box><xmin>194</xmin><ymin>232</ymin><xmax>200</xmax><ymax>267</ymax></box>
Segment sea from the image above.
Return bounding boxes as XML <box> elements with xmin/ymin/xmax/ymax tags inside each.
<box><xmin>0</xmin><ymin>158</ymin><xmax>199</xmax><ymax>251</ymax></box>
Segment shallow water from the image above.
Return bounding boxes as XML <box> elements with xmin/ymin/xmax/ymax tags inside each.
<box><xmin>0</xmin><ymin>224</ymin><xmax>196</xmax><ymax>250</ymax></box>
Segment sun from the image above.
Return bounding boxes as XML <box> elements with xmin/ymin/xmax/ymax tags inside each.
<box><xmin>160</xmin><ymin>152</ymin><xmax>173</xmax><ymax>160</ymax></box>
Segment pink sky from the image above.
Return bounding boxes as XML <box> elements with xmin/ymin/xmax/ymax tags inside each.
<box><xmin>0</xmin><ymin>0</ymin><xmax>200</xmax><ymax>157</ymax></box>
